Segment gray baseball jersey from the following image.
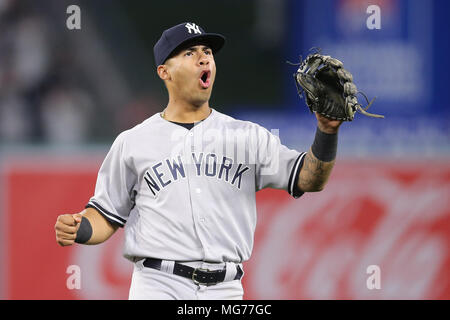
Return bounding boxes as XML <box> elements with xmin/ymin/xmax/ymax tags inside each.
<box><xmin>86</xmin><ymin>108</ymin><xmax>306</xmax><ymax>263</ymax></box>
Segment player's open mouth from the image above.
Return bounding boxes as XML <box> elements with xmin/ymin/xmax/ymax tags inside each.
<box><xmin>199</xmin><ymin>70</ymin><xmax>211</xmax><ymax>89</ymax></box>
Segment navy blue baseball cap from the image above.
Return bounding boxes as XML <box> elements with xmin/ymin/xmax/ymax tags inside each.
<box><xmin>153</xmin><ymin>22</ymin><xmax>225</xmax><ymax>66</ymax></box>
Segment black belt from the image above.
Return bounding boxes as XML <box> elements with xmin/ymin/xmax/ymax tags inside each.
<box><xmin>143</xmin><ymin>258</ymin><xmax>243</xmax><ymax>286</ymax></box>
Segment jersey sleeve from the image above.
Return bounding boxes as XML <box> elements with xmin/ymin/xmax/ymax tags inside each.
<box><xmin>86</xmin><ymin>132</ymin><xmax>137</xmax><ymax>227</ymax></box>
<box><xmin>253</xmin><ymin>125</ymin><xmax>307</xmax><ymax>199</ymax></box>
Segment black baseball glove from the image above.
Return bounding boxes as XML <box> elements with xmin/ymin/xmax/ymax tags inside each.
<box><xmin>294</xmin><ymin>52</ymin><xmax>384</xmax><ymax>121</ymax></box>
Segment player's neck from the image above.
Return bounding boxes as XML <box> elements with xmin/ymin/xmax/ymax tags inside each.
<box><xmin>163</xmin><ymin>100</ymin><xmax>211</xmax><ymax>123</ymax></box>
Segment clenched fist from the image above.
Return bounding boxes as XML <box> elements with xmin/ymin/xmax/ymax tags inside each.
<box><xmin>55</xmin><ymin>213</ymin><xmax>82</xmax><ymax>246</ymax></box>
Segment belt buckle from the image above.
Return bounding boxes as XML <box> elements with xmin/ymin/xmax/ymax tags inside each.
<box><xmin>192</xmin><ymin>267</ymin><xmax>217</xmax><ymax>286</ymax></box>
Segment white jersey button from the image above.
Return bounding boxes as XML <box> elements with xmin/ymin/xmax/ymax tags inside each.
<box><xmin>195</xmin><ymin>188</ymin><xmax>202</xmax><ymax>194</ymax></box>
<box><xmin>189</xmin><ymin>132</ymin><xmax>194</xmax><ymax>136</ymax></box>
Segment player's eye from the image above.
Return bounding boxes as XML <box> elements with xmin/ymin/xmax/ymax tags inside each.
<box><xmin>185</xmin><ymin>51</ymin><xmax>193</xmax><ymax>56</ymax></box>
<box><xmin>204</xmin><ymin>49</ymin><xmax>212</xmax><ymax>55</ymax></box>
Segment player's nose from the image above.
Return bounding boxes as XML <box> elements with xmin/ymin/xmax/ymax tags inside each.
<box><xmin>199</xmin><ymin>54</ymin><xmax>209</xmax><ymax>66</ymax></box>
<box><xmin>199</xmin><ymin>58</ymin><xmax>209</xmax><ymax>66</ymax></box>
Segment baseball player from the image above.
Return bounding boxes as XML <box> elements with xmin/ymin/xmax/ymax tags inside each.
<box><xmin>54</xmin><ymin>22</ymin><xmax>347</xmax><ymax>300</ymax></box>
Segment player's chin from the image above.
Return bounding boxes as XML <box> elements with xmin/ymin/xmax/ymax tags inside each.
<box><xmin>191</xmin><ymin>91</ymin><xmax>212</xmax><ymax>106</ymax></box>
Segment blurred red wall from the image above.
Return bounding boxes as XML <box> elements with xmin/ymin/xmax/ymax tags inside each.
<box><xmin>3</xmin><ymin>158</ymin><xmax>449</xmax><ymax>299</ymax></box>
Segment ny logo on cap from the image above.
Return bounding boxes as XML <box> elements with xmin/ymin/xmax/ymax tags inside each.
<box><xmin>185</xmin><ymin>23</ymin><xmax>202</xmax><ymax>34</ymax></box>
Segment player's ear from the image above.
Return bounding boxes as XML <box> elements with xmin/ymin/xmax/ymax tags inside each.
<box><xmin>157</xmin><ymin>64</ymin><xmax>171</xmax><ymax>81</ymax></box>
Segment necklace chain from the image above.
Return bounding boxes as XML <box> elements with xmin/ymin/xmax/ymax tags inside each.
<box><xmin>161</xmin><ymin>108</ymin><xmax>211</xmax><ymax>121</ymax></box>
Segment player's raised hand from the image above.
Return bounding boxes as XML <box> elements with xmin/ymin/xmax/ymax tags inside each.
<box><xmin>315</xmin><ymin>112</ymin><xmax>343</xmax><ymax>134</ymax></box>
<box><xmin>54</xmin><ymin>213</ymin><xmax>83</xmax><ymax>246</ymax></box>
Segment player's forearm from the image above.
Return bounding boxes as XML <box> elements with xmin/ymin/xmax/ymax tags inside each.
<box><xmin>80</xmin><ymin>207</ymin><xmax>118</xmax><ymax>245</ymax></box>
<box><xmin>298</xmin><ymin>119</ymin><xmax>340</xmax><ymax>192</ymax></box>
<box><xmin>298</xmin><ymin>150</ymin><xmax>335</xmax><ymax>192</ymax></box>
